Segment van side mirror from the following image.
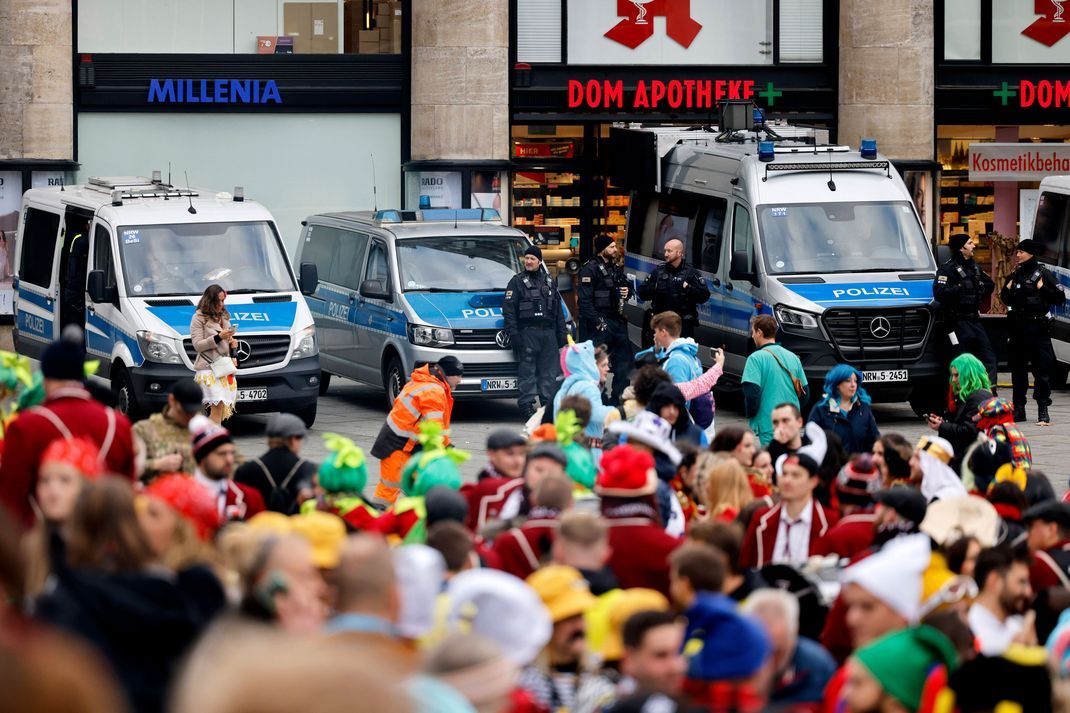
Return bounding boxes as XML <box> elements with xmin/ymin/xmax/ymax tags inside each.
<box><xmin>556</xmin><ymin>272</ymin><xmax>574</xmax><ymax>294</ymax></box>
<box><xmin>360</xmin><ymin>279</ymin><xmax>391</xmax><ymax>301</ymax></box>
<box><xmin>730</xmin><ymin>253</ymin><xmax>759</xmax><ymax>285</ymax></box>
<box><xmin>87</xmin><ymin>270</ymin><xmax>117</xmax><ymax>304</ymax></box>
<box><xmin>299</xmin><ymin>262</ymin><xmax>318</xmax><ymax>296</ymax></box>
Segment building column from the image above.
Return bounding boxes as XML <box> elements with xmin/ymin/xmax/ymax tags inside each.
<box><xmin>838</xmin><ymin>0</ymin><xmax>933</xmax><ymax>160</ymax></box>
<box><xmin>409</xmin><ymin>0</ymin><xmax>508</xmax><ymax>161</ymax></box>
<box><xmin>0</xmin><ymin>0</ymin><xmax>73</xmax><ymax>160</ymax></box>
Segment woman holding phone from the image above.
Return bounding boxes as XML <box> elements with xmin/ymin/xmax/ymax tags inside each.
<box><xmin>190</xmin><ymin>284</ymin><xmax>238</xmax><ymax>423</ymax></box>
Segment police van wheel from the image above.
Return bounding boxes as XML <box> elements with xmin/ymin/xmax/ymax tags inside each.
<box><xmin>112</xmin><ymin>367</ymin><xmax>145</xmax><ymax>422</ymax></box>
<box><xmin>293</xmin><ymin>401</ymin><xmax>317</xmax><ymax>429</ymax></box>
<box><xmin>318</xmin><ymin>372</ymin><xmax>332</xmax><ymax>396</ymax></box>
<box><xmin>384</xmin><ymin>356</ymin><xmax>405</xmax><ymax>406</ymax></box>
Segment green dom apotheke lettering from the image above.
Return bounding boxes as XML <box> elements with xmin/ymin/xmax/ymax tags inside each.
<box><xmin>147</xmin><ymin>79</ymin><xmax>282</xmax><ymax>105</ymax></box>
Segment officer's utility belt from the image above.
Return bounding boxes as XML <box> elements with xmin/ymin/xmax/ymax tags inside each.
<box><xmin>1008</xmin><ymin>311</ymin><xmax>1051</xmax><ymax>322</ymax></box>
<box><xmin>947</xmin><ymin>310</ymin><xmax>980</xmax><ymax>320</ymax></box>
<box><xmin>521</xmin><ymin>320</ymin><xmax>555</xmax><ymax>329</ymax></box>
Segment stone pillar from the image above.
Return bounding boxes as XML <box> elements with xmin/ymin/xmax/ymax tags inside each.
<box><xmin>0</xmin><ymin>0</ymin><xmax>73</xmax><ymax>160</ymax></box>
<box><xmin>410</xmin><ymin>0</ymin><xmax>508</xmax><ymax>161</ymax></box>
<box><xmin>838</xmin><ymin>0</ymin><xmax>933</xmax><ymax>160</ymax></box>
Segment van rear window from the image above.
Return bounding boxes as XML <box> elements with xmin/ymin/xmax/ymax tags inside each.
<box><xmin>627</xmin><ymin>195</ymin><xmax>698</xmax><ymax>260</ymax></box>
<box><xmin>1031</xmin><ymin>191</ymin><xmax>1068</xmax><ymax>267</ymax></box>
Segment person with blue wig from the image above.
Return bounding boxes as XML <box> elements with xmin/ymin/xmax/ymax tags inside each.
<box><xmin>806</xmin><ymin>364</ymin><xmax>879</xmax><ymax>456</ymax></box>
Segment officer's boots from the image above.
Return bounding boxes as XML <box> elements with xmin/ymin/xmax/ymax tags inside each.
<box><xmin>1014</xmin><ymin>404</ymin><xmax>1027</xmax><ymax>423</ymax></box>
<box><xmin>1038</xmin><ymin>404</ymin><xmax>1052</xmax><ymax>426</ymax></box>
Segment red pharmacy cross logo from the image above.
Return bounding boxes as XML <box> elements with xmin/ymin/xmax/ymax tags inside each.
<box><xmin>605</xmin><ymin>0</ymin><xmax>703</xmax><ymax>49</ymax></box>
<box><xmin>1023</xmin><ymin>0</ymin><xmax>1070</xmax><ymax>47</ymax></box>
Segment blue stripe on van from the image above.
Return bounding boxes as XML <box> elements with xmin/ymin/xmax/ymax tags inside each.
<box><xmin>146</xmin><ymin>302</ymin><xmax>298</xmax><ymax>335</ymax></box>
<box><xmin>17</xmin><ymin>289</ymin><xmax>52</xmax><ymax>312</ymax></box>
<box><xmin>782</xmin><ymin>281</ymin><xmax>933</xmax><ymax>308</ymax></box>
<box><xmin>86</xmin><ymin>313</ymin><xmax>144</xmax><ymax>366</ymax></box>
<box><xmin>16</xmin><ymin>309</ymin><xmax>51</xmax><ymax>341</ymax></box>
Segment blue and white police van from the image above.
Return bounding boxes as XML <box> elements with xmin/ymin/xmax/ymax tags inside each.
<box><xmin>295</xmin><ymin>208</ymin><xmax>572</xmax><ymax>404</ymax></box>
<box><xmin>611</xmin><ymin>121</ymin><xmax>944</xmax><ymax>412</ymax></box>
<box><xmin>1024</xmin><ymin>175</ymin><xmax>1070</xmax><ymax>385</ymax></box>
<box><xmin>13</xmin><ymin>175</ymin><xmax>321</xmax><ymax>424</ymax></box>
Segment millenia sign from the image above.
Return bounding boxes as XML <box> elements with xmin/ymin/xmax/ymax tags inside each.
<box><xmin>147</xmin><ymin>79</ymin><xmax>282</xmax><ymax>104</ymax></box>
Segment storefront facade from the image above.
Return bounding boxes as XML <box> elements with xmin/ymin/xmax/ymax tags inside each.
<box><xmin>73</xmin><ymin>0</ymin><xmax>409</xmax><ymax>251</ymax></box>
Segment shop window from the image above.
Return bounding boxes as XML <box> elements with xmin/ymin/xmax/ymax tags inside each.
<box><xmin>517</xmin><ymin>0</ymin><xmax>562</xmax><ymax>63</ymax></box>
<box><xmin>471</xmin><ymin>172</ymin><xmax>504</xmax><ymax>212</ymax></box>
<box><xmin>993</xmin><ymin>2</ymin><xmax>1070</xmax><ymax>63</ymax></box>
<box><xmin>779</xmin><ymin>0</ymin><xmax>823</xmax><ymax>63</ymax></box>
<box><xmin>1031</xmin><ymin>191</ymin><xmax>1068</xmax><ymax>267</ymax></box>
<box><xmin>77</xmin><ymin>0</ymin><xmax>402</xmax><ymax>55</ymax></box>
<box><xmin>943</xmin><ymin>0</ymin><xmax>981</xmax><ymax>60</ymax></box>
<box><xmin>19</xmin><ymin>208</ymin><xmax>60</xmax><ymax>289</ymax></box>
<box><xmin>696</xmin><ymin>198</ymin><xmax>728</xmax><ymax>273</ymax></box>
<box><xmin>513</xmin><ymin>172</ymin><xmax>582</xmax><ymax>247</ymax></box>
<box><xmin>406</xmin><ymin>172</ymin><xmax>462</xmax><ymax>210</ymax></box>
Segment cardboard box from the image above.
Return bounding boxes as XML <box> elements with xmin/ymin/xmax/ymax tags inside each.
<box><xmin>380</xmin><ymin>38</ymin><xmax>394</xmax><ymax>53</ymax></box>
<box><xmin>358</xmin><ymin>40</ymin><xmax>380</xmax><ymax>54</ymax></box>
<box><xmin>284</xmin><ymin>2</ymin><xmax>339</xmax><ymax>54</ymax></box>
<box><xmin>257</xmin><ymin>36</ymin><xmax>277</xmax><ymax>54</ymax></box>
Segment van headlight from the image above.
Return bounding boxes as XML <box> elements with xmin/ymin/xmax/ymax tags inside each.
<box><xmin>137</xmin><ymin>331</ymin><xmax>183</xmax><ymax>364</ymax></box>
<box><xmin>292</xmin><ymin>326</ymin><xmax>318</xmax><ymax>359</ymax></box>
<box><xmin>775</xmin><ymin>305</ymin><xmax>821</xmax><ymax>332</ymax></box>
<box><xmin>408</xmin><ymin>324</ymin><xmax>454</xmax><ymax>347</ymax></box>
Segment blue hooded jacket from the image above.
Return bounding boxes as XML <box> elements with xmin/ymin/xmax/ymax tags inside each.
<box><xmin>662</xmin><ymin>338</ymin><xmax>702</xmax><ymax>397</ymax></box>
<box><xmin>553</xmin><ymin>341</ymin><xmax>616</xmax><ymax>447</ymax></box>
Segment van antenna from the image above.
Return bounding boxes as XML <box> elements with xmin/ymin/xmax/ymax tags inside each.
<box><xmin>826</xmin><ymin>150</ymin><xmax>837</xmax><ymax>192</ymax></box>
<box><xmin>59</xmin><ymin>176</ymin><xmax>64</xmax><ymax>192</ymax></box>
<box><xmin>168</xmin><ymin>161</ymin><xmax>172</xmax><ymax>187</ymax></box>
<box><xmin>184</xmin><ymin>171</ymin><xmax>197</xmax><ymax>214</ymax></box>
<box><xmin>370</xmin><ymin>153</ymin><xmax>378</xmax><ymax>212</ymax></box>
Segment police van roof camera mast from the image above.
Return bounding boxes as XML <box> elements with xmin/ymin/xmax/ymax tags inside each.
<box><xmin>611</xmin><ymin>100</ymin><xmax>944</xmax><ymax>415</ymax></box>
<box><xmin>13</xmin><ymin>173</ymin><xmax>322</xmax><ymax>426</ymax></box>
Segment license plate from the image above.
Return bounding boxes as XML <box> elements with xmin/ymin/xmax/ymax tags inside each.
<box><xmin>237</xmin><ymin>388</ymin><xmax>268</xmax><ymax>402</ymax></box>
<box><xmin>862</xmin><ymin>370</ymin><xmax>908</xmax><ymax>383</ymax></box>
<box><xmin>481</xmin><ymin>378</ymin><xmax>518</xmax><ymax>391</ymax></box>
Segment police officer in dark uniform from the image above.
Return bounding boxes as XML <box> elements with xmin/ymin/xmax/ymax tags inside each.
<box><xmin>636</xmin><ymin>238</ymin><xmax>710</xmax><ymax>345</ymax></box>
<box><xmin>578</xmin><ymin>234</ymin><xmax>632</xmax><ymax>405</ymax></box>
<box><xmin>1000</xmin><ymin>238</ymin><xmax>1066</xmax><ymax>425</ymax></box>
<box><xmin>933</xmin><ymin>233</ymin><xmax>997</xmax><ymax>383</ymax></box>
<box><xmin>503</xmin><ymin>245</ymin><xmax>568</xmax><ymax>420</ymax></box>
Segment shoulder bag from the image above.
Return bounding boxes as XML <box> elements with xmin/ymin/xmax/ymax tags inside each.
<box><xmin>765</xmin><ymin>347</ymin><xmax>805</xmax><ymax>400</ymax></box>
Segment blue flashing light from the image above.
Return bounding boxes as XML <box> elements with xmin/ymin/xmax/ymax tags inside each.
<box><xmin>418</xmin><ymin>195</ymin><xmax>431</xmax><ymax>209</ymax></box>
<box><xmin>860</xmin><ymin>139</ymin><xmax>878</xmax><ymax>160</ymax></box>
<box><xmin>758</xmin><ymin>141</ymin><xmax>776</xmax><ymax>162</ymax></box>
<box><xmin>753</xmin><ymin>107</ymin><xmax>765</xmax><ymax>125</ymax></box>
<box><xmin>374</xmin><ymin>210</ymin><xmax>403</xmax><ymax>223</ymax></box>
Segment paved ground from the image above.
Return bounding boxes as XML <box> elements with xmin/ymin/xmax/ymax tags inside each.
<box><xmin>225</xmin><ymin>373</ymin><xmax>1070</xmax><ymax>494</ymax></box>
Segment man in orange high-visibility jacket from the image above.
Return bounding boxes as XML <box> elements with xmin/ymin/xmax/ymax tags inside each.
<box><xmin>370</xmin><ymin>356</ymin><xmax>463</xmax><ymax>504</ymax></box>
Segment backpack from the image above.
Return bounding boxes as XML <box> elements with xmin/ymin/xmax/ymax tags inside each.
<box><xmin>688</xmin><ymin>392</ymin><xmax>714</xmax><ymax>429</ymax></box>
<box><xmin>249</xmin><ymin>457</ymin><xmax>310</xmax><ymax>514</ymax></box>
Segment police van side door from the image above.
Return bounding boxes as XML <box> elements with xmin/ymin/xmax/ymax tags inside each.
<box><xmin>353</xmin><ymin>238</ymin><xmax>398</xmax><ymax>383</ymax></box>
<box><xmin>724</xmin><ymin>201</ymin><xmax>759</xmax><ymax>374</ymax></box>
<box><xmin>692</xmin><ymin>196</ymin><xmax>728</xmax><ymax>358</ymax></box>
<box><xmin>85</xmin><ymin>221</ymin><xmax>120</xmax><ymax>378</ymax></box>
<box><xmin>14</xmin><ymin>205</ymin><xmax>63</xmax><ymax>355</ymax></box>
<box><xmin>1030</xmin><ymin>189</ymin><xmax>1070</xmax><ymax>365</ymax></box>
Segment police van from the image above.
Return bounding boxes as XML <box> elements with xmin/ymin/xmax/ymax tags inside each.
<box><xmin>1023</xmin><ymin>175</ymin><xmax>1070</xmax><ymax>385</ymax></box>
<box><xmin>13</xmin><ymin>175</ymin><xmax>322</xmax><ymax>424</ymax></box>
<box><xmin>611</xmin><ymin>120</ymin><xmax>944</xmax><ymax>411</ymax></box>
<box><xmin>295</xmin><ymin>208</ymin><xmax>572</xmax><ymax>404</ymax></box>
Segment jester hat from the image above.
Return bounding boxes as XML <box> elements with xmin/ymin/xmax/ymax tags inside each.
<box><xmin>555</xmin><ymin>409</ymin><xmax>596</xmax><ymax>490</ymax></box>
<box><xmin>318</xmin><ymin>433</ymin><xmax>369</xmax><ymax>494</ymax></box>
<box><xmin>401</xmin><ymin>421</ymin><xmax>470</xmax><ymax>497</ymax></box>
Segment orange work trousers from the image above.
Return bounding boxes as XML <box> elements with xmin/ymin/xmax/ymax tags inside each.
<box><xmin>373</xmin><ymin>450</ymin><xmax>411</xmax><ymax>504</ymax></box>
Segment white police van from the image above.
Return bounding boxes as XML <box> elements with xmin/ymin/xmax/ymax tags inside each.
<box><xmin>13</xmin><ymin>175</ymin><xmax>321</xmax><ymax>424</ymax></box>
<box><xmin>295</xmin><ymin>208</ymin><xmax>572</xmax><ymax>404</ymax></box>
<box><xmin>611</xmin><ymin>118</ymin><xmax>944</xmax><ymax>412</ymax></box>
<box><xmin>1023</xmin><ymin>175</ymin><xmax>1070</xmax><ymax>385</ymax></box>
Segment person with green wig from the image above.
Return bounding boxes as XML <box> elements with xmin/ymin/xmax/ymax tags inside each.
<box><xmin>302</xmin><ymin>434</ymin><xmax>381</xmax><ymax>531</ymax></box>
<box><xmin>374</xmin><ymin>422</ymin><xmax>468</xmax><ymax>544</ymax></box>
<box><xmin>554</xmin><ymin>407</ymin><xmax>597</xmax><ymax>492</ymax></box>
<box><xmin>842</xmin><ymin>625</ymin><xmax>959</xmax><ymax>713</ymax></box>
<box><xmin>926</xmin><ymin>352</ymin><xmax>992</xmax><ymax>469</ymax></box>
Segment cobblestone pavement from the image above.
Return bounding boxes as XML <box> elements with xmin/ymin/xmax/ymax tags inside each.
<box><xmin>226</xmin><ymin>374</ymin><xmax>1070</xmax><ymax>495</ymax></box>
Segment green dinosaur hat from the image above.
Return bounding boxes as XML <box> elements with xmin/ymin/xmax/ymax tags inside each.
<box><xmin>556</xmin><ymin>409</ymin><xmax>596</xmax><ymax>490</ymax></box>
<box><xmin>318</xmin><ymin>433</ymin><xmax>368</xmax><ymax>494</ymax></box>
<box><xmin>401</xmin><ymin>422</ymin><xmax>470</xmax><ymax>497</ymax></box>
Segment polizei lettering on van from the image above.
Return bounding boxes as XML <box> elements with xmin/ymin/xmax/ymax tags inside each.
<box><xmin>831</xmin><ymin>287</ymin><xmax>910</xmax><ymax>299</ymax></box>
<box><xmin>461</xmin><ymin>307</ymin><xmax>503</xmax><ymax>319</ymax></box>
<box><xmin>230</xmin><ymin>311</ymin><xmax>272</xmax><ymax>321</ymax></box>
<box><xmin>147</xmin><ymin>79</ymin><xmax>282</xmax><ymax>105</ymax></box>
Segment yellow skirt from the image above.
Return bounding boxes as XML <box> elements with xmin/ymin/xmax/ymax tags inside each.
<box><xmin>194</xmin><ymin>370</ymin><xmax>237</xmax><ymax>421</ymax></box>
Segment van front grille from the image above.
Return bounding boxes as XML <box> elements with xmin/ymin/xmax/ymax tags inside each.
<box><xmin>453</xmin><ymin>329</ymin><xmax>510</xmax><ymax>350</ymax></box>
<box><xmin>184</xmin><ymin>334</ymin><xmax>292</xmax><ymax>369</ymax></box>
<box><xmin>823</xmin><ymin>308</ymin><xmax>931</xmax><ymax>362</ymax></box>
<box><xmin>468</xmin><ymin>362</ymin><xmax>519</xmax><ymax>377</ymax></box>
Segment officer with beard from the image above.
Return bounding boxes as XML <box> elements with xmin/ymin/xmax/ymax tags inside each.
<box><xmin>578</xmin><ymin>234</ymin><xmax>632</xmax><ymax>405</ymax></box>
<box><xmin>933</xmin><ymin>233</ymin><xmax>997</xmax><ymax>383</ymax></box>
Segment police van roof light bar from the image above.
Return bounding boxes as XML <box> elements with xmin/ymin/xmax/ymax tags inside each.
<box><xmin>373</xmin><ymin>209</ymin><xmax>502</xmax><ymax>224</ymax></box>
<box><xmin>762</xmin><ymin>160</ymin><xmax>892</xmax><ymax>183</ymax></box>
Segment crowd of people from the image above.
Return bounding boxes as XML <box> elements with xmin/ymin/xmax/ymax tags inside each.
<box><xmin>1</xmin><ymin>290</ymin><xmax>1070</xmax><ymax>713</ymax></box>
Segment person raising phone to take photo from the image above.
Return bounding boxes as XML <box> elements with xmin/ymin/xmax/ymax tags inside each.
<box><xmin>191</xmin><ymin>284</ymin><xmax>238</xmax><ymax>424</ymax></box>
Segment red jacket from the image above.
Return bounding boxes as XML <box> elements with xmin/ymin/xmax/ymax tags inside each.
<box><xmin>462</xmin><ymin>477</ymin><xmax>524</xmax><ymax>532</ymax></box>
<box><xmin>492</xmin><ymin>511</ymin><xmax>560</xmax><ymax>579</ymax></box>
<box><xmin>1030</xmin><ymin>541</ymin><xmax>1070</xmax><ymax>592</ymax></box>
<box><xmin>603</xmin><ymin>503</ymin><xmax>681</xmax><ymax>598</ymax></box>
<box><xmin>812</xmin><ymin>511</ymin><xmax>876</xmax><ymax>560</ymax></box>
<box><xmin>740</xmin><ymin>500</ymin><xmax>838</xmax><ymax>569</ymax></box>
<box><xmin>0</xmin><ymin>387</ymin><xmax>135</xmax><ymax>529</ymax></box>
<box><xmin>223</xmin><ymin>481</ymin><xmax>266</xmax><ymax>521</ymax></box>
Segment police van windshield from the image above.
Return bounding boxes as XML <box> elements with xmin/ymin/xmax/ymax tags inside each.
<box><xmin>117</xmin><ymin>221</ymin><xmax>296</xmax><ymax>297</ymax></box>
<box><xmin>397</xmin><ymin>235</ymin><xmax>528</xmax><ymax>292</ymax></box>
<box><xmin>757</xmin><ymin>201</ymin><xmax>933</xmax><ymax>275</ymax></box>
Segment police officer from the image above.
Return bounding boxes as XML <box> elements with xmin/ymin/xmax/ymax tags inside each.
<box><xmin>933</xmin><ymin>233</ymin><xmax>997</xmax><ymax>383</ymax></box>
<box><xmin>636</xmin><ymin>238</ymin><xmax>710</xmax><ymax>345</ymax></box>
<box><xmin>63</xmin><ymin>226</ymin><xmax>90</xmax><ymax>328</ymax></box>
<box><xmin>578</xmin><ymin>234</ymin><xmax>632</xmax><ymax>405</ymax></box>
<box><xmin>1000</xmin><ymin>238</ymin><xmax>1066</xmax><ymax>426</ymax></box>
<box><xmin>503</xmin><ymin>245</ymin><xmax>567</xmax><ymax>420</ymax></box>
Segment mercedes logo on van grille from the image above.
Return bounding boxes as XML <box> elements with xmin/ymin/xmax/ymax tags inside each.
<box><xmin>869</xmin><ymin>317</ymin><xmax>892</xmax><ymax>340</ymax></box>
<box><xmin>234</xmin><ymin>340</ymin><xmax>252</xmax><ymax>362</ymax></box>
<box><xmin>495</xmin><ymin>331</ymin><xmax>511</xmax><ymax>349</ymax></box>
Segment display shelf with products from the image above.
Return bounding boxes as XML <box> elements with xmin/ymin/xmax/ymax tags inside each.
<box><xmin>511</xmin><ymin>172</ymin><xmax>584</xmax><ymax>247</ymax></box>
<box><xmin>939</xmin><ymin>172</ymin><xmax>994</xmax><ymax>242</ymax></box>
